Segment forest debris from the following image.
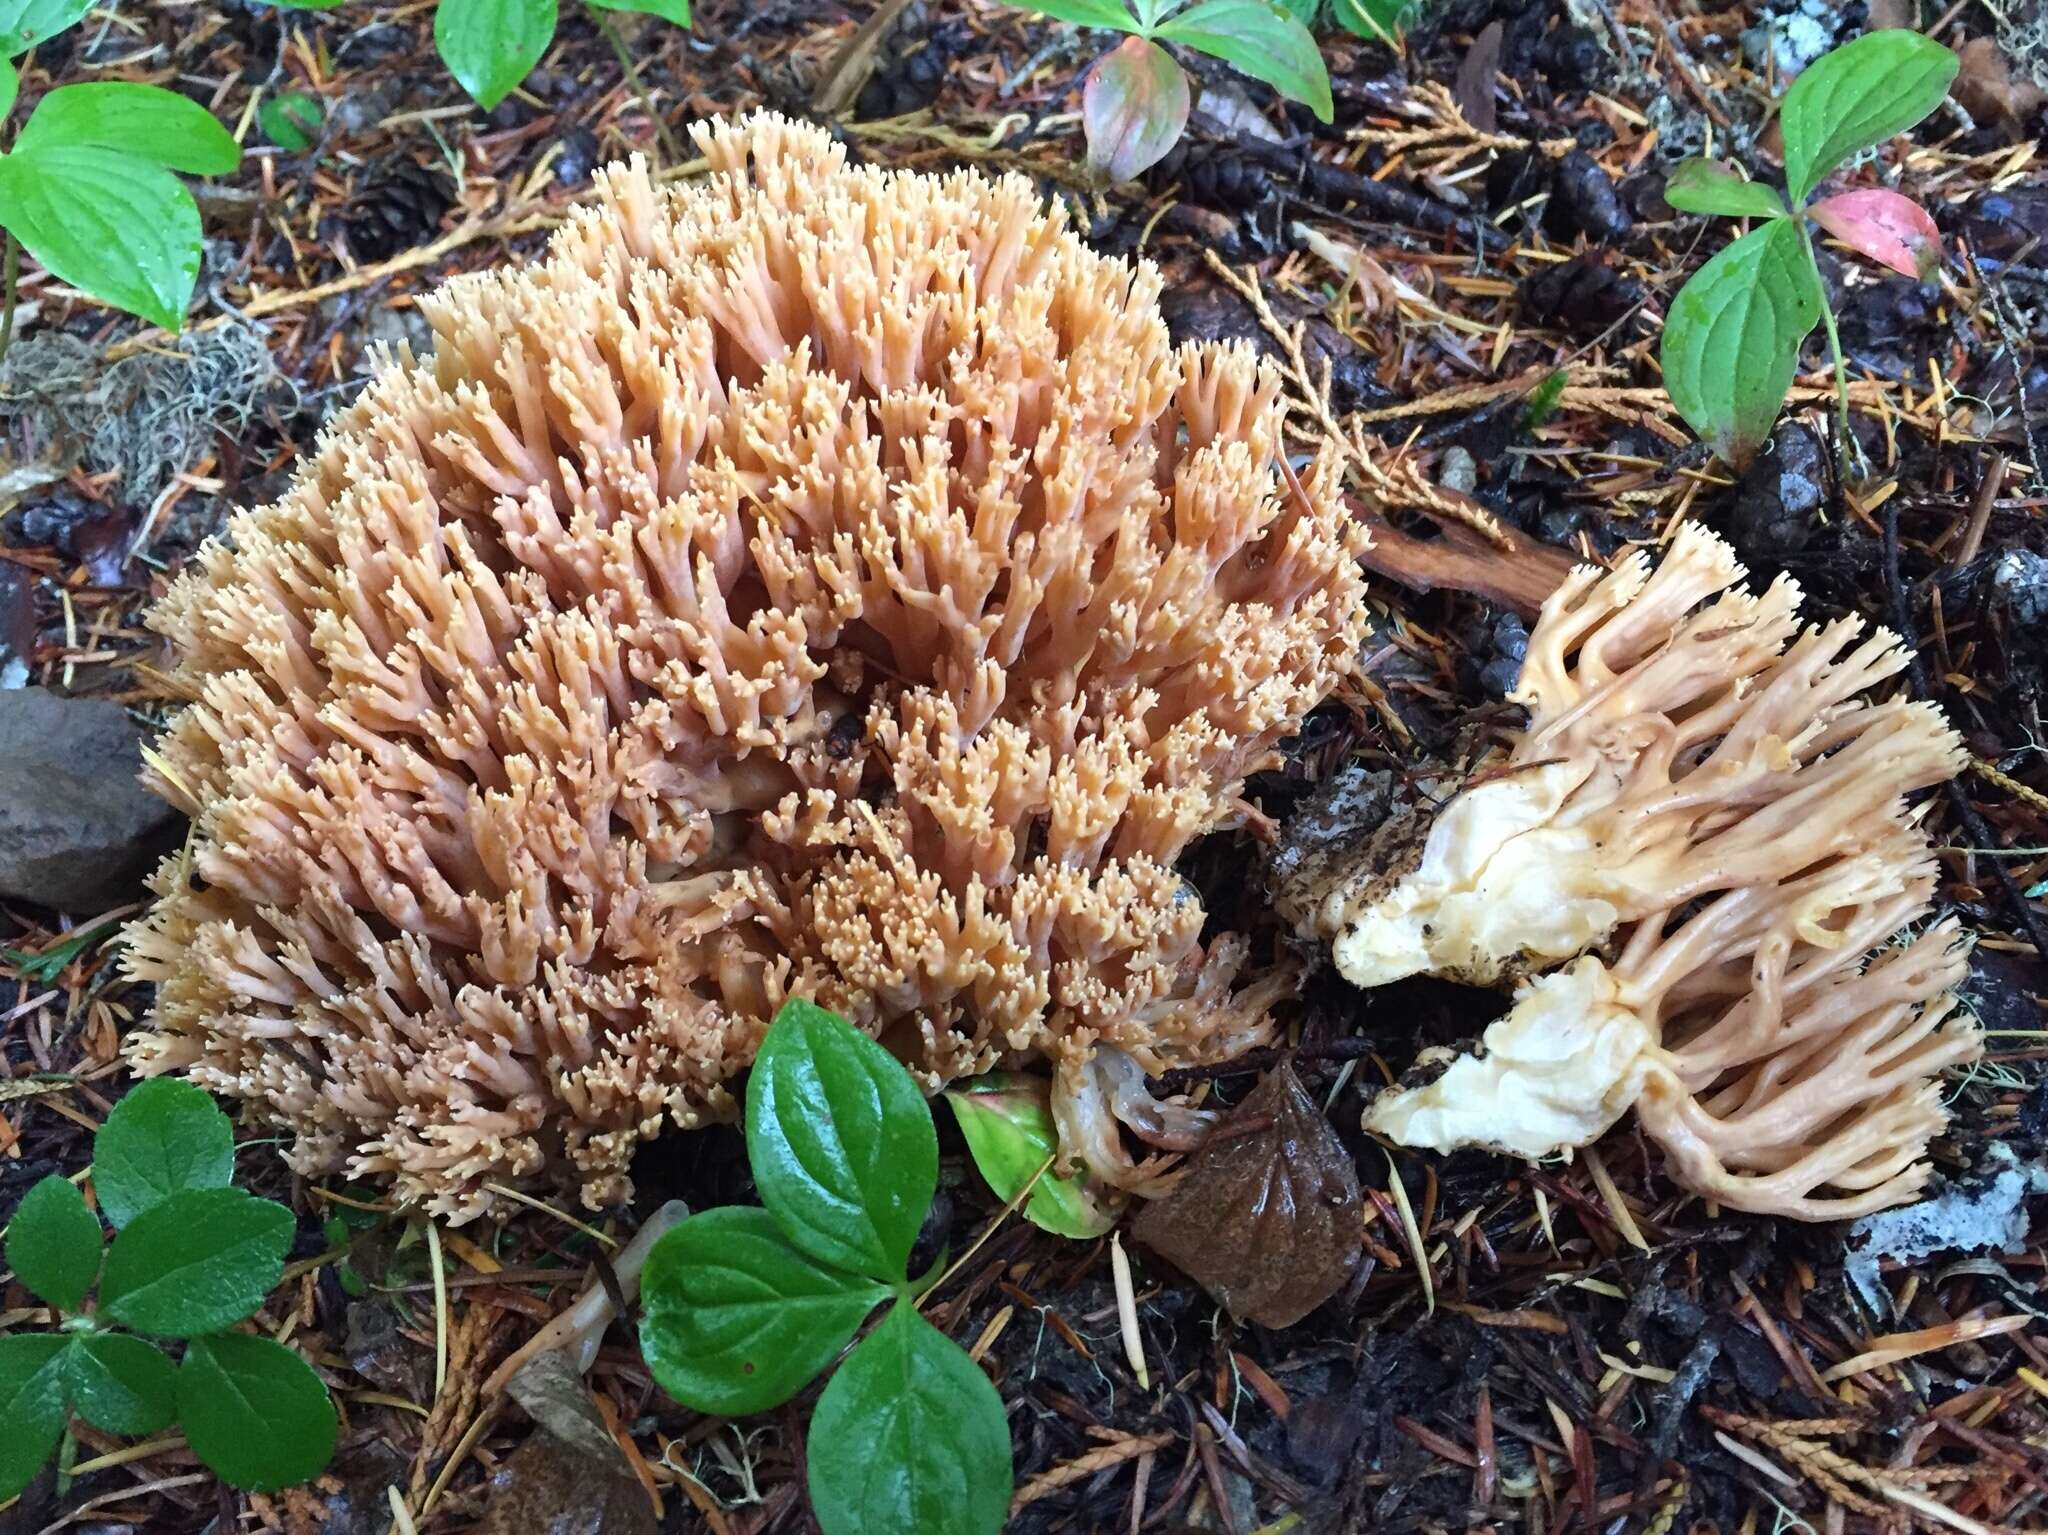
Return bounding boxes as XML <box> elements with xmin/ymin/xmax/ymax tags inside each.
<box><xmin>1133</xmin><ymin>1062</ymin><xmax>1361</xmax><ymax>1327</ymax></box>
<box><xmin>1846</xmin><ymin>1144</ymin><xmax>2048</xmax><ymax>1312</ymax></box>
<box><xmin>473</xmin><ymin>1350</ymin><xmax>656</xmax><ymax>1535</ymax></box>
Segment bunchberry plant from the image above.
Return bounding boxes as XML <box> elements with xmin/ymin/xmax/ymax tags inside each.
<box><xmin>638</xmin><ymin>1001</ymin><xmax>1013</xmax><ymax>1535</ymax></box>
<box><xmin>0</xmin><ymin>1079</ymin><xmax>337</xmax><ymax>1504</ymax></box>
<box><xmin>1659</xmin><ymin>28</ymin><xmax>1958</xmax><ymax>467</ymax></box>
<box><xmin>272</xmin><ymin>0</ymin><xmax>688</xmax><ymax>116</ymax></box>
<box><xmin>1025</xmin><ymin>0</ymin><xmax>1333</xmax><ymax>181</ymax></box>
<box><xmin>0</xmin><ymin>20</ymin><xmax>241</xmax><ymax>342</ymax></box>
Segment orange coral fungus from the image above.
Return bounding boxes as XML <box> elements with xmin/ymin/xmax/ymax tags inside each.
<box><xmin>122</xmin><ymin>113</ymin><xmax>1371</xmax><ymax>1219</ymax></box>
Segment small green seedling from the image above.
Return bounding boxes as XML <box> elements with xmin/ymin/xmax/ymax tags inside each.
<box><xmin>0</xmin><ymin>1079</ymin><xmax>337</xmax><ymax>1504</ymax></box>
<box><xmin>271</xmin><ymin>0</ymin><xmax>688</xmax><ymax>115</ymax></box>
<box><xmin>638</xmin><ymin>1001</ymin><xmax>1012</xmax><ymax>1535</ymax></box>
<box><xmin>260</xmin><ymin>90</ymin><xmax>326</xmax><ymax>155</ymax></box>
<box><xmin>1659</xmin><ymin>28</ymin><xmax>1958</xmax><ymax>468</ymax></box>
<box><xmin>0</xmin><ymin>37</ymin><xmax>241</xmax><ymax>338</ymax></box>
<box><xmin>1024</xmin><ymin>0</ymin><xmax>1333</xmax><ymax>181</ymax></box>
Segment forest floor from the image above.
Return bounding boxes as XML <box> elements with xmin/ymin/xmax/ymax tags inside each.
<box><xmin>4</xmin><ymin>0</ymin><xmax>2048</xmax><ymax>1532</ymax></box>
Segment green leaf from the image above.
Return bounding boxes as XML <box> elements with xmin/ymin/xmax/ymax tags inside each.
<box><xmin>1020</xmin><ymin>0</ymin><xmax>1141</xmax><ymax>30</ymax></box>
<box><xmin>6</xmin><ymin>1174</ymin><xmax>101</xmax><ymax>1310</ymax></box>
<box><xmin>0</xmin><ymin>55</ymin><xmax>18</xmax><ymax>123</ymax></box>
<box><xmin>177</xmin><ymin>1334</ymin><xmax>337</xmax><ymax>1491</ymax></box>
<box><xmin>1156</xmin><ymin>0</ymin><xmax>1333</xmax><ymax>123</ymax></box>
<box><xmin>1660</xmin><ymin>217</ymin><xmax>1824</xmax><ymax>467</ymax></box>
<box><xmin>434</xmin><ymin>0</ymin><xmax>558</xmax><ymax>110</ymax></box>
<box><xmin>639</xmin><ymin>1206</ymin><xmax>888</xmax><ymax>1417</ymax></box>
<box><xmin>64</xmin><ymin>1333</ymin><xmax>177</xmax><ymax>1436</ymax></box>
<box><xmin>259</xmin><ymin>90</ymin><xmax>324</xmax><ymax>154</ymax></box>
<box><xmin>17</xmin><ymin>83</ymin><xmax>241</xmax><ymax>175</ymax></box>
<box><xmin>586</xmin><ymin>0</ymin><xmax>689</xmax><ymax>24</ymax></box>
<box><xmin>1662</xmin><ymin>158</ymin><xmax>1788</xmax><ymax>220</ymax></box>
<box><xmin>746</xmin><ymin>999</ymin><xmax>937</xmax><ymax>1283</ymax></box>
<box><xmin>0</xmin><ymin>1335</ymin><xmax>68</xmax><ymax>1503</ymax></box>
<box><xmin>99</xmin><ymin>1187</ymin><xmax>293</xmax><ymax>1338</ymax></box>
<box><xmin>0</xmin><ymin>0</ymin><xmax>91</xmax><ymax>57</ymax></box>
<box><xmin>946</xmin><ymin>1076</ymin><xmax>1119</xmax><ymax>1240</ymax></box>
<box><xmin>1273</xmin><ymin>0</ymin><xmax>1320</xmax><ymax>22</ymax></box>
<box><xmin>0</xmin><ymin>147</ymin><xmax>203</xmax><ymax>332</ymax></box>
<box><xmin>806</xmin><ymin>1302</ymin><xmax>1013</xmax><ymax>1535</ymax></box>
<box><xmin>0</xmin><ymin>911</ymin><xmax>122</xmax><ymax>986</ymax></box>
<box><xmin>1779</xmin><ymin>29</ymin><xmax>1958</xmax><ymax>207</ymax></box>
<box><xmin>1329</xmin><ymin>0</ymin><xmax>1416</xmax><ymax>42</ymax></box>
<box><xmin>92</xmin><ymin>1077</ymin><xmax>235</xmax><ymax>1229</ymax></box>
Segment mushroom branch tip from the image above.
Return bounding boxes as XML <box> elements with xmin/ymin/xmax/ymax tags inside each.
<box><xmin>122</xmin><ymin>111</ymin><xmax>1372</xmax><ymax>1221</ymax></box>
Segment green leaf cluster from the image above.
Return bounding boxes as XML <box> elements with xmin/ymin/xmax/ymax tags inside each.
<box><xmin>270</xmin><ymin>0</ymin><xmax>690</xmax><ymax>111</ymax></box>
<box><xmin>0</xmin><ymin>54</ymin><xmax>240</xmax><ymax>332</ymax></box>
<box><xmin>0</xmin><ymin>1080</ymin><xmax>337</xmax><ymax>1503</ymax></box>
<box><xmin>1657</xmin><ymin>29</ymin><xmax>1957</xmax><ymax>465</ymax></box>
<box><xmin>638</xmin><ymin>1001</ymin><xmax>1013</xmax><ymax>1535</ymax></box>
<box><xmin>1029</xmin><ymin>0</ymin><xmax>1331</xmax><ymax>180</ymax></box>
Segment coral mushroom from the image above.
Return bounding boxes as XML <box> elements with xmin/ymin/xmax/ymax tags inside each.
<box><xmin>1296</xmin><ymin>525</ymin><xmax>1978</xmax><ymax>1219</ymax></box>
<box><xmin>1299</xmin><ymin>524</ymin><xmax>1964</xmax><ymax>988</ymax></box>
<box><xmin>122</xmin><ymin>114</ymin><xmax>1370</xmax><ymax>1219</ymax></box>
<box><xmin>1365</xmin><ymin>819</ymin><xmax>1977</xmax><ymax>1217</ymax></box>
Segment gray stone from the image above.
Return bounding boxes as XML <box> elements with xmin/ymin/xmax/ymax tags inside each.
<box><xmin>0</xmin><ymin>689</ymin><xmax>181</xmax><ymax>912</ymax></box>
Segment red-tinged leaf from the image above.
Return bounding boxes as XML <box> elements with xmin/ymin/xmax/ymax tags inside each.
<box><xmin>1082</xmin><ymin>37</ymin><xmax>1189</xmax><ymax>184</ymax></box>
<box><xmin>1809</xmin><ymin>189</ymin><xmax>1943</xmax><ymax>279</ymax></box>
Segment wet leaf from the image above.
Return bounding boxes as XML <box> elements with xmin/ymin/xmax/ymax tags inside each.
<box><xmin>259</xmin><ymin>90</ymin><xmax>324</xmax><ymax>154</ymax></box>
<box><xmin>1659</xmin><ymin>216</ymin><xmax>1823</xmax><ymax>466</ymax></box>
<box><xmin>100</xmin><ymin>1186</ymin><xmax>292</xmax><ymax>1337</ymax></box>
<box><xmin>1780</xmin><ymin>29</ymin><xmax>1958</xmax><ymax>206</ymax></box>
<box><xmin>434</xmin><ymin>0</ymin><xmax>557</xmax><ymax>111</ymax></box>
<box><xmin>1082</xmin><ymin>37</ymin><xmax>1189</xmax><ymax>183</ymax></box>
<box><xmin>1156</xmin><ymin>0</ymin><xmax>1332</xmax><ymax>123</ymax></box>
<box><xmin>1663</xmin><ymin>158</ymin><xmax>1788</xmax><ymax>221</ymax></box>
<box><xmin>0</xmin><ymin>147</ymin><xmax>204</xmax><ymax>332</ymax></box>
<box><xmin>1131</xmin><ymin>1061</ymin><xmax>1362</xmax><ymax>1327</ymax></box>
<box><xmin>0</xmin><ymin>0</ymin><xmax>90</xmax><ymax>57</ymax></box>
<box><xmin>747</xmin><ymin>999</ymin><xmax>936</xmax><ymax>1283</ymax></box>
<box><xmin>177</xmin><ymin>1334</ymin><xmax>337</xmax><ymax>1490</ymax></box>
<box><xmin>90</xmin><ymin>1076</ymin><xmax>233</xmax><ymax>1229</ymax></box>
<box><xmin>947</xmin><ymin>1073</ymin><xmax>1121</xmax><ymax>1239</ymax></box>
<box><xmin>1809</xmin><ymin>188</ymin><xmax>1943</xmax><ymax>279</ymax></box>
<box><xmin>5</xmin><ymin>1174</ymin><xmax>101</xmax><ymax>1310</ymax></box>
<box><xmin>639</xmin><ymin>1205</ymin><xmax>887</xmax><ymax>1416</ymax></box>
<box><xmin>0</xmin><ymin>1334</ymin><xmax>67</xmax><ymax>1502</ymax></box>
<box><xmin>806</xmin><ymin>1301</ymin><xmax>1012</xmax><ymax>1535</ymax></box>
<box><xmin>64</xmin><ymin>1333</ymin><xmax>176</xmax><ymax>1436</ymax></box>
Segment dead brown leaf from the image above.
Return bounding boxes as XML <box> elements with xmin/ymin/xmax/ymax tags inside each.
<box><xmin>1132</xmin><ymin>1061</ymin><xmax>1362</xmax><ymax>1328</ymax></box>
<box><xmin>1953</xmin><ymin>36</ymin><xmax>2048</xmax><ymax>135</ymax></box>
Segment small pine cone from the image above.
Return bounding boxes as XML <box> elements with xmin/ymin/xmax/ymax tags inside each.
<box><xmin>340</xmin><ymin>159</ymin><xmax>453</xmax><ymax>263</ymax></box>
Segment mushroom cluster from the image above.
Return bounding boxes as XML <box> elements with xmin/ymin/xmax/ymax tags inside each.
<box><xmin>123</xmin><ymin>113</ymin><xmax>1371</xmax><ymax>1219</ymax></box>
<box><xmin>1291</xmin><ymin>526</ymin><xmax>1979</xmax><ymax>1218</ymax></box>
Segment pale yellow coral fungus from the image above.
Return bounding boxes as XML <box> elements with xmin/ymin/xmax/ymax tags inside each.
<box><xmin>1304</xmin><ymin>526</ymin><xmax>1978</xmax><ymax>1219</ymax></box>
<box><xmin>122</xmin><ymin>113</ymin><xmax>1371</xmax><ymax>1219</ymax></box>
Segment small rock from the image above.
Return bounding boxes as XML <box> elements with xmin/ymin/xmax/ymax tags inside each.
<box><xmin>1730</xmin><ymin>421</ymin><xmax>1827</xmax><ymax>560</ymax></box>
<box><xmin>0</xmin><ymin>689</ymin><xmax>179</xmax><ymax>912</ymax></box>
<box><xmin>1991</xmin><ymin>549</ymin><xmax>2048</xmax><ymax>631</ymax></box>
